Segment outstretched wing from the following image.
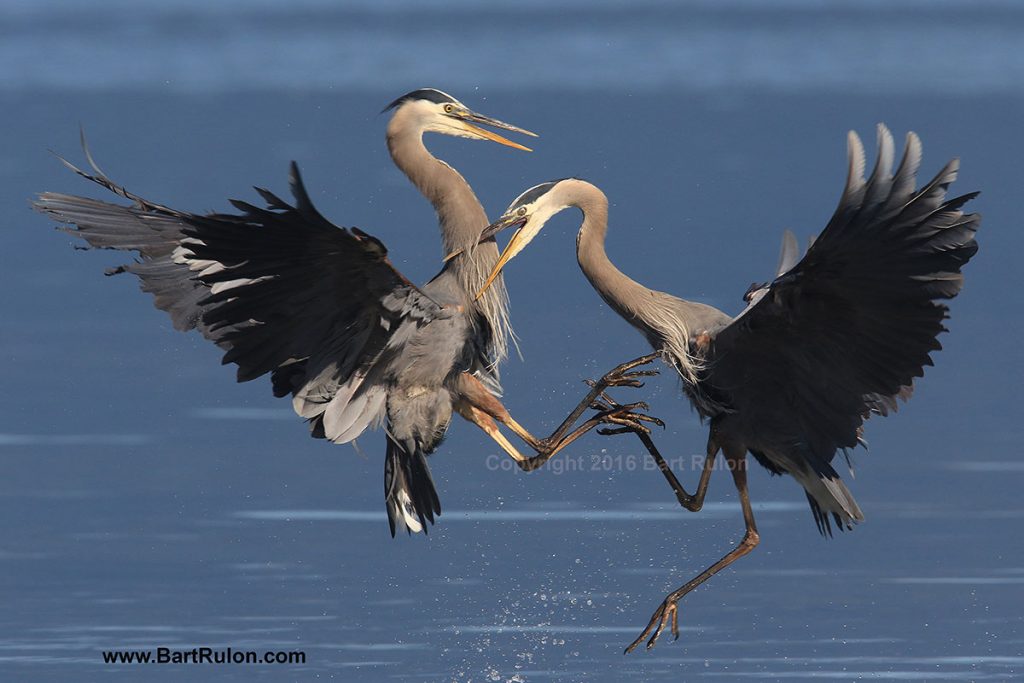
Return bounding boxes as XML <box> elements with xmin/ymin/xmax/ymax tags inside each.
<box><xmin>36</xmin><ymin>148</ymin><xmax>448</xmax><ymax>441</ymax></box>
<box><xmin>741</xmin><ymin>229</ymin><xmax>801</xmax><ymax>308</ymax></box>
<box><xmin>708</xmin><ymin>124</ymin><xmax>979</xmax><ymax>464</ymax></box>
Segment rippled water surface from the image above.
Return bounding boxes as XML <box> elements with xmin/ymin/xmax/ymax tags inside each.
<box><xmin>1</xmin><ymin>2</ymin><xmax>1021</xmax><ymax>680</ymax></box>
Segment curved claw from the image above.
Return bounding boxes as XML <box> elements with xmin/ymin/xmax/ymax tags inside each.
<box><xmin>588</xmin><ymin>355</ymin><xmax>662</xmax><ymax>391</ymax></box>
<box><xmin>592</xmin><ymin>395</ymin><xmax>664</xmax><ymax>437</ymax></box>
<box><xmin>640</xmin><ymin>414</ymin><xmax>666</xmax><ymax>429</ymax></box>
<box><xmin>608</xmin><ymin>353</ymin><xmax>661</xmax><ymax>377</ymax></box>
<box><xmin>598</xmin><ymin>413</ymin><xmax>653</xmax><ymax>436</ymax></box>
<box><xmin>616</xmin><ymin>370</ymin><xmax>659</xmax><ymax>384</ymax></box>
<box><xmin>584</xmin><ymin>377</ymin><xmax>647</xmax><ymax>390</ymax></box>
<box><xmin>603</xmin><ymin>370</ymin><xmax>657</xmax><ymax>389</ymax></box>
<box><xmin>624</xmin><ymin>598</ymin><xmax>680</xmax><ymax>654</ymax></box>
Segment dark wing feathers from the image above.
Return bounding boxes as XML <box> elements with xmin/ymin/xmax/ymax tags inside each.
<box><xmin>181</xmin><ymin>164</ymin><xmax>445</xmax><ymax>384</ymax></box>
<box><xmin>35</xmin><ymin>151</ymin><xmax>445</xmax><ymax>396</ymax></box>
<box><xmin>36</xmin><ymin>157</ymin><xmax>224</xmax><ymax>336</ymax></box>
<box><xmin>711</xmin><ymin>125</ymin><xmax>979</xmax><ymax>467</ymax></box>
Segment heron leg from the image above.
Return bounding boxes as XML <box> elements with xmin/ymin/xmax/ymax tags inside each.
<box><xmin>487</xmin><ymin>396</ymin><xmax>659</xmax><ymax>472</ymax></box>
<box><xmin>625</xmin><ymin>448</ymin><xmax>760</xmax><ymax>653</ymax></box>
<box><xmin>515</xmin><ymin>352</ymin><xmax>661</xmax><ymax>446</ymax></box>
<box><xmin>628</xmin><ymin>430</ymin><xmax>719</xmax><ymax>512</ymax></box>
<box><xmin>589</xmin><ymin>388</ymin><xmax>718</xmax><ymax>511</ymax></box>
<box><xmin>453</xmin><ymin>398</ymin><xmax>530</xmax><ymax>464</ymax></box>
<box><xmin>508</xmin><ymin>353</ymin><xmax>663</xmax><ymax>469</ymax></box>
<box><xmin>455</xmin><ymin>355</ymin><xmax>661</xmax><ymax>471</ymax></box>
<box><xmin>508</xmin><ymin>403</ymin><xmax>662</xmax><ymax>472</ymax></box>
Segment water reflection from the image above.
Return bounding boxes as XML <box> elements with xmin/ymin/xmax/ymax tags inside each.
<box><xmin>0</xmin><ymin>433</ymin><xmax>151</xmax><ymax>446</ymax></box>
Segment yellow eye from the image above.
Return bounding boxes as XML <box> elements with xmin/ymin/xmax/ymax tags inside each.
<box><xmin>444</xmin><ymin>104</ymin><xmax>454</xmax><ymax>113</ymax></box>
<box><xmin>517</xmin><ymin>207</ymin><xmax>527</xmax><ymax>216</ymax></box>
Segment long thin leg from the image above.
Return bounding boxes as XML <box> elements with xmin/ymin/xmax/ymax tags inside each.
<box><xmin>453</xmin><ymin>400</ymin><xmax>530</xmax><ymax>464</ymax></box>
<box><xmin>453</xmin><ymin>394</ymin><xmax>653</xmax><ymax>469</ymax></box>
<box><xmin>508</xmin><ymin>352</ymin><xmax>660</xmax><ymax>450</ymax></box>
<box><xmin>456</xmin><ymin>373</ymin><xmax>617</xmax><ymax>467</ymax></box>
<box><xmin>625</xmin><ymin>449</ymin><xmax>760</xmax><ymax>653</ymax></box>
<box><xmin>593</xmin><ymin>389</ymin><xmax>719</xmax><ymax>512</ymax></box>
<box><xmin>487</xmin><ymin>395</ymin><xmax>660</xmax><ymax>472</ymax></box>
<box><xmin>515</xmin><ymin>404</ymin><xmax>663</xmax><ymax>472</ymax></box>
<box><xmin>457</xmin><ymin>353</ymin><xmax>661</xmax><ymax>470</ymax></box>
<box><xmin>507</xmin><ymin>354</ymin><xmax>663</xmax><ymax>469</ymax></box>
<box><xmin>631</xmin><ymin>430</ymin><xmax>718</xmax><ymax>512</ymax></box>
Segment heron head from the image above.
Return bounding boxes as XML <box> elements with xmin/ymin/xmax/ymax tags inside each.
<box><xmin>453</xmin><ymin>178</ymin><xmax>578</xmax><ymax>299</ymax></box>
<box><xmin>383</xmin><ymin>88</ymin><xmax>537</xmax><ymax>151</ymax></box>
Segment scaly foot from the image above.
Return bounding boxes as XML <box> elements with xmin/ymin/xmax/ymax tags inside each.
<box><xmin>590</xmin><ymin>391</ymin><xmax>664</xmax><ymax>436</ymax></box>
<box><xmin>589</xmin><ymin>353</ymin><xmax>660</xmax><ymax>390</ymax></box>
<box><xmin>624</xmin><ymin>596</ymin><xmax>680</xmax><ymax>653</ymax></box>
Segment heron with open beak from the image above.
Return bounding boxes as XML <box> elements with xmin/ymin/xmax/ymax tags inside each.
<box><xmin>467</xmin><ymin>126</ymin><xmax>979</xmax><ymax>651</ymax></box>
<box><xmin>35</xmin><ymin>89</ymin><xmax>648</xmax><ymax>540</ymax></box>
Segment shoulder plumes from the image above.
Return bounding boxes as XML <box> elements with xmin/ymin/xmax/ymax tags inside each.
<box><xmin>643</xmin><ymin>295</ymin><xmax>705</xmax><ymax>387</ymax></box>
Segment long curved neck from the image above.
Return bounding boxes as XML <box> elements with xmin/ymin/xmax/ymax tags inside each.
<box><xmin>385</xmin><ymin>112</ymin><xmax>512</xmax><ymax>366</ymax></box>
<box><xmin>573</xmin><ymin>187</ymin><xmax>658</xmax><ymax>331</ymax></box>
<box><xmin>386</xmin><ymin>118</ymin><xmax>489</xmax><ymax>254</ymax></box>
<box><xmin>570</xmin><ymin>182</ymin><xmax>701</xmax><ymax>383</ymax></box>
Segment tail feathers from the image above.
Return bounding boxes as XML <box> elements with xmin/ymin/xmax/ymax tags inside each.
<box><xmin>794</xmin><ymin>462</ymin><xmax>865</xmax><ymax>537</ymax></box>
<box><xmin>384</xmin><ymin>434</ymin><xmax>441</xmax><ymax>537</ymax></box>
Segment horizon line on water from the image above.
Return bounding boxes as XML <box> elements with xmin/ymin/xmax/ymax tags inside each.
<box><xmin>191</xmin><ymin>407</ymin><xmax>296</xmax><ymax>420</ymax></box>
<box><xmin>232</xmin><ymin>501</ymin><xmax>806</xmax><ymax>522</ymax></box>
<box><xmin>234</xmin><ymin>504</ymin><xmax>1024</xmax><ymax>523</ymax></box>
<box><xmin>0</xmin><ymin>433</ymin><xmax>151</xmax><ymax>446</ymax></box>
<box><xmin>881</xmin><ymin>577</ymin><xmax>1024</xmax><ymax>585</ymax></box>
<box><xmin>446</xmin><ymin>624</ymin><xmax>701</xmax><ymax>634</ymax></box>
<box><xmin>7</xmin><ymin>0</ymin><xmax>1024</xmax><ymax>10</ymax></box>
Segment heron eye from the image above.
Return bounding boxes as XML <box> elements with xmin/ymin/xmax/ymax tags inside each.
<box><xmin>517</xmin><ymin>207</ymin><xmax>527</xmax><ymax>216</ymax></box>
<box><xmin>443</xmin><ymin>104</ymin><xmax>454</xmax><ymax>114</ymax></box>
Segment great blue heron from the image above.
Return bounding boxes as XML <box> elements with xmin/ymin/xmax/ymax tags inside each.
<box><xmin>34</xmin><ymin>89</ymin><xmax>647</xmax><ymax>537</ymax></box>
<box><xmin>471</xmin><ymin>125</ymin><xmax>980</xmax><ymax>650</ymax></box>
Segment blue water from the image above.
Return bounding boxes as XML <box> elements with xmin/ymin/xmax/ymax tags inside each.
<box><xmin>3</xmin><ymin>0</ymin><xmax>1024</xmax><ymax>93</ymax></box>
<box><xmin>1</xmin><ymin>2</ymin><xmax>1022</xmax><ymax>681</ymax></box>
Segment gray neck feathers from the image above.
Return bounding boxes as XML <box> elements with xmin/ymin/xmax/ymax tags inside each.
<box><xmin>571</xmin><ymin>182</ymin><xmax>701</xmax><ymax>384</ymax></box>
<box><xmin>386</xmin><ymin>116</ymin><xmax>512</xmax><ymax>366</ymax></box>
<box><xmin>574</xmin><ymin>188</ymin><xmax>649</xmax><ymax>325</ymax></box>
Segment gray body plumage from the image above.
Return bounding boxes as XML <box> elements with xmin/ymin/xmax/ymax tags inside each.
<box><xmin>385</xmin><ymin>103</ymin><xmax>514</xmax><ymax>369</ymax></box>
<box><xmin>36</xmin><ymin>90</ymin><xmax>528</xmax><ymax>536</ymax></box>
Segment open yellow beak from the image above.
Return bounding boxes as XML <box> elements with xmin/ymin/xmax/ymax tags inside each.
<box><xmin>443</xmin><ymin>210</ymin><xmax>527</xmax><ymax>264</ymax></box>
<box><xmin>474</xmin><ymin>220</ymin><xmax>530</xmax><ymax>300</ymax></box>
<box><xmin>462</xmin><ymin>121</ymin><xmax>533</xmax><ymax>152</ymax></box>
<box><xmin>455</xmin><ymin>110</ymin><xmax>537</xmax><ymax>152</ymax></box>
